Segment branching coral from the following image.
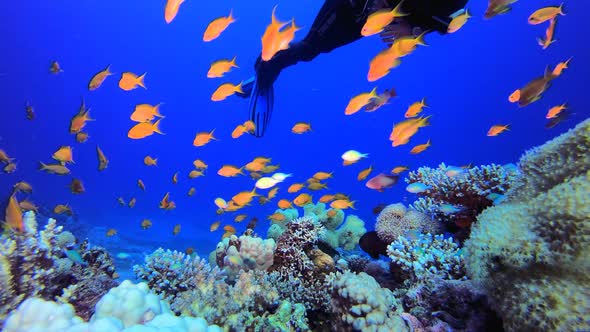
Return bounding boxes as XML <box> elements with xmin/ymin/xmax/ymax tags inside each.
<box><xmin>375</xmin><ymin>203</ymin><xmax>440</xmax><ymax>244</ymax></box>
<box><xmin>465</xmin><ymin>118</ymin><xmax>590</xmax><ymax>332</ymax></box>
<box><xmin>406</xmin><ymin>163</ymin><xmax>518</xmax><ymax>229</ymax></box>
<box><xmin>387</xmin><ymin>233</ymin><xmax>466</xmax><ymax>282</ymax></box>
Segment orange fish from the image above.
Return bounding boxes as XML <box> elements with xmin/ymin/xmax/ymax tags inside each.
<box><xmin>193</xmin><ymin>129</ymin><xmax>216</xmax><ymax>147</ymax></box>
<box><xmin>0</xmin><ymin>150</ymin><xmax>14</xmax><ymax>163</ymax></box>
<box><xmin>268</xmin><ymin>187</ymin><xmax>279</xmax><ymax>199</ymax></box>
<box><xmin>19</xmin><ymin>200</ymin><xmax>38</xmax><ymax>212</ymax></box>
<box><xmin>193</xmin><ymin>159</ymin><xmax>208</xmax><ymax>169</ymax></box>
<box><xmin>3</xmin><ymin>163</ymin><xmax>16</xmax><ymax>174</ymax></box>
<box><xmin>119</xmin><ymin>72</ymin><xmax>146</xmax><ymax>91</ymax></box>
<box><xmin>70</xmin><ymin>110</ymin><xmax>94</xmax><ymax>134</ymax></box>
<box><xmin>3</xmin><ymin>194</ymin><xmax>24</xmax><ymax>232</ymax></box>
<box><xmin>261</xmin><ymin>6</ymin><xmax>289</xmax><ymax>61</ymax></box>
<box><xmin>223</xmin><ymin>225</ymin><xmax>236</xmax><ymax>233</ymax></box>
<box><xmin>545</xmin><ymin>103</ymin><xmax>567</xmax><ymax>119</ymax></box>
<box><xmin>243</xmin><ymin>120</ymin><xmax>256</xmax><ymax>133</ymax></box>
<box><xmin>128</xmin><ymin>119</ymin><xmax>164</xmax><ymax>139</ymax></box>
<box><xmin>410</xmin><ymin>139</ymin><xmax>431</xmax><ymax>154</ymax></box>
<box><xmin>164</xmin><ymin>0</ymin><xmax>185</xmax><ymax>24</ymax></box>
<box><xmin>232</xmin><ymin>124</ymin><xmax>247</xmax><ymax>139</ymax></box>
<box><xmin>327</xmin><ymin>209</ymin><xmax>338</xmax><ymax>218</ymax></box>
<box><xmin>88</xmin><ymin>65</ymin><xmax>113</xmax><ymax>91</ymax></box>
<box><xmin>232</xmin><ymin>188</ymin><xmax>258</xmax><ymax>206</ymax></box>
<box><xmin>330</xmin><ymin>199</ymin><xmax>355</xmax><ymax>210</ymax></box>
<box><xmin>52</xmin><ymin>146</ymin><xmax>74</xmax><ymax>164</ymax></box>
<box><xmin>218</xmin><ymin>165</ymin><xmax>244</xmax><ymax>177</ymax></box>
<box><xmin>391</xmin><ymin>32</ymin><xmax>427</xmax><ymax>57</ymax></box>
<box><xmin>159</xmin><ymin>192</ymin><xmax>171</xmax><ymax>209</ymax></box>
<box><xmin>361</xmin><ymin>1</ymin><xmax>407</xmax><ymax>37</ymax></box>
<box><xmin>128</xmin><ymin>197</ymin><xmax>137</xmax><ymax>208</ymax></box>
<box><xmin>50</xmin><ymin>61</ymin><xmax>63</xmax><ymax>74</ymax></box>
<box><xmin>188</xmin><ymin>187</ymin><xmax>196</xmax><ymax>196</ymax></box>
<box><xmin>172</xmin><ymin>172</ymin><xmax>179</xmax><ymax>184</ymax></box>
<box><xmin>447</xmin><ymin>9</ymin><xmax>471</xmax><ymax>33</ymax></box>
<box><xmin>131</xmin><ymin>103</ymin><xmax>164</xmax><ymax>122</ymax></box>
<box><xmin>70</xmin><ymin>179</ymin><xmax>85</xmax><ymax>194</ymax></box>
<box><xmin>345</xmin><ymin>88</ymin><xmax>378</xmax><ymax>115</ymax></box>
<box><xmin>292</xmin><ymin>122</ymin><xmax>312</xmax><ymax>134</ymax></box>
<box><xmin>210</xmin><ymin>221</ymin><xmax>221</xmax><ymax>232</ymax></box>
<box><xmin>144</xmin><ymin>156</ymin><xmax>157</xmax><ymax>166</ymax></box>
<box><xmin>277</xmin><ymin>199</ymin><xmax>292</xmax><ymax>209</ymax></box>
<box><xmin>357</xmin><ymin>165</ymin><xmax>373</xmax><ymax>181</ymax></box>
<box><xmin>487</xmin><ymin>125</ymin><xmax>509</xmax><ymax>136</ymax></box>
<box><xmin>390</xmin><ymin>116</ymin><xmax>430</xmax><ymax>147</ymax></box>
<box><xmin>308</xmin><ymin>182</ymin><xmax>328</xmax><ymax>191</ymax></box>
<box><xmin>528</xmin><ymin>4</ymin><xmax>565</xmax><ymax>25</ymax></box>
<box><xmin>208</xmin><ymin>56</ymin><xmax>238</xmax><ymax>78</ymax></box>
<box><xmin>173</xmin><ymin>224</ymin><xmax>181</xmax><ymax>235</ymax></box>
<box><xmin>39</xmin><ymin>162</ymin><xmax>70</xmax><ymax>175</ymax></box>
<box><xmin>367</xmin><ymin>46</ymin><xmax>401</xmax><ymax>82</ymax></box>
<box><xmin>319</xmin><ymin>194</ymin><xmax>335</xmax><ymax>203</ymax></box>
<box><xmin>293</xmin><ymin>193</ymin><xmax>312</xmax><ymax>207</ymax></box>
<box><xmin>141</xmin><ymin>219</ymin><xmax>152</xmax><ymax>230</ymax></box>
<box><xmin>552</xmin><ymin>57</ymin><xmax>571</xmax><ymax>77</ymax></box>
<box><xmin>288</xmin><ymin>183</ymin><xmax>305</xmax><ymax>193</ymax></box>
<box><xmin>106</xmin><ymin>228</ymin><xmax>117</xmax><ymax>237</ymax></box>
<box><xmin>138</xmin><ymin>179</ymin><xmax>145</xmax><ymax>190</ymax></box>
<box><xmin>76</xmin><ymin>132</ymin><xmax>89</xmax><ymax>143</ymax></box>
<box><xmin>484</xmin><ymin>0</ymin><xmax>518</xmax><ymax>19</ymax></box>
<box><xmin>391</xmin><ymin>166</ymin><xmax>409</xmax><ymax>174</ymax></box>
<box><xmin>537</xmin><ymin>18</ymin><xmax>557</xmax><ymax>50</ymax></box>
<box><xmin>96</xmin><ymin>146</ymin><xmax>108</xmax><ymax>171</ymax></box>
<box><xmin>234</xmin><ymin>214</ymin><xmax>247</xmax><ymax>222</ymax></box>
<box><xmin>277</xmin><ymin>20</ymin><xmax>301</xmax><ymax>52</ymax></box>
<box><xmin>313</xmin><ymin>171</ymin><xmax>333</xmax><ymax>180</ymax></box>
<box><xmin>54</xmin><ymin>204</ymin><xmax>73</xmax><ymax>215</ymax></box>
<box><xmin>211</xmin><ymin>82</ymin><xmax>243</xmax><ymax>101</ymax></box>
<box><xmin>268</xmin><ymin>212</ymin><xmax>286</xmax><ymax>222</ymax></box>
<box><xmin>203</xmin><ymin>10</ymin><xmax>236</xmax><ymax>42</ymax></box>
<box><xmin>404</xmin><ymin>98</ymin><xmax>428</xmax><ymax>118</ymax></box>
<box><xmin>188</xmin><ymin>170</ymin><xmax>204</xmax><ymax>179</ymax></box>
<box><xmin>13</xmin><ymin>181</ymin><xmax>33</xmax><ymax>194</ymax></box>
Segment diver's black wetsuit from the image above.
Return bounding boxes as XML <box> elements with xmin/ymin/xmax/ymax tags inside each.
<box><xmin>253</xmin><ymin>0</ymin><xmax>468</xmax><ymax>88</ymax></box>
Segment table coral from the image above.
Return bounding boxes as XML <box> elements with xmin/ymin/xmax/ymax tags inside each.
<box><xmin>465</xmin><ymin>118</ymin><xmax>590</xmax><ymax>332</ymax></box>
<box><xmin>406</xmin><ymin>163</ymin><xmax>518</xmax><ymax>229</ymax></box>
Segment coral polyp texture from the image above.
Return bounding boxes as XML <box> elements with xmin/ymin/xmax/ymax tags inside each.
<box><xmin>406</xmin><ymin>163</ymin><xmax>518</xmax><ymax>228</ymax></box>
<box><xmin>214</xmin><ymin>233</ymin><xmax>275</xmax><ymax>281</ymax></box>
<box><xmin>465</xmin><ymin>118</ymin><xmax>590</xmax><ymax>332</ymax></box>
<box><xmin>375</xmin><ymin>203</ymin><xmax>440</xmax><ymax>244</ymax></box>
<box><xmin>387</xmin><ymin>233</ymin><xmax>466</xmax><ymax>282</ymax></box>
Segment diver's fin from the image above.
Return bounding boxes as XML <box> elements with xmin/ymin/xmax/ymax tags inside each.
<box><xmin>248</xmin><ymin>76</ymin><xmax>274</xmax><ymax>137</ymax></box>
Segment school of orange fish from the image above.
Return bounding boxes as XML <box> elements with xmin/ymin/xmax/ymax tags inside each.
<box><xmin>1</xmin><ymin>1</ymin><xmax>573</xmax><ymax>243</ymax></box>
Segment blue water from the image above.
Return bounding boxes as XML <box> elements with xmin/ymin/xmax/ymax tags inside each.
<box><xmin>1</xmin><ymin>0</ymin><xmax>588</xmax><ymax>270</ymax></box>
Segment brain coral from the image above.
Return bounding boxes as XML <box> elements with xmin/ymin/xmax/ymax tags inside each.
<box><xmin>375</xmin><ymin>203</ymin><xmax>440</xmax><ymax>244</ymax></box>
<box><xmin>464</xmin><ymin>118</ymin><xmax>590</xmax><ymax>332</ymax></box>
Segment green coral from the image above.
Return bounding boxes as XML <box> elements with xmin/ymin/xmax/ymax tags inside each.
<box><xmin>464</xmin><ymin>118</ymin><xmax>590</xmax><ymax>332</ymax></box>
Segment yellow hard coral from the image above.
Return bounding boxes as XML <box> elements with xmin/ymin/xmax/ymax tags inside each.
<box><xmin>465</xmin><ymin>118</ymin><xmax>590</xmax><ymax>332</ymax></box>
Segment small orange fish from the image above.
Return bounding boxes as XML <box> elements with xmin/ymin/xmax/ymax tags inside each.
<box><xmin>185</xmin><ymin>247</ymin><xmax>194</xmax><ymax>255</ymax></box>
<box><xmin>277</xmin><ymin>20</ymin><xmax>300</xmax><ymax>52</ymax></box>
<box><xmin>19</xmin><ymin>200</ymin><xmax>38</xmax><ymax>212</ymax></box>
<box><xmin>3</xmin><ymin>163</ymin><xmax>16</xmax><ymax>174</ymax></box>
<box><xmin>288</xmin><ymin>183</ymin><xmax>305</xmax><ymax>193</ymax></box>
<box><xmin>4</xmin><ymin>194</ymin><xmax>24</xmax><ymax>232</ymax></box>
<box><xmin>188</xmin><ymin>187</ymin><xmax>196</xmax><ymax>196</ymax></box>
<box><xmin>128</xmin><ymin>119</ymin><xmax>164</xmax><ymax>139</ymax></box>
<box><xmin>345</xmin><ymin>88</ymin><xmax>378</xmax><ymax>115</ymax></box>
<box><xmin>261</xmin><ymin>164</ymin><xmax>280</xmax><ymax>174</ymax></box>
<box><xmin>208</xmin><ymin>56</ymin><xmax>238</xmax><ymax>78</ymax></box>
<box><xmin>487</xmin><ymin>124</ymin><xmax>510</xmax><ymax>136</ymax></box>
<box><xmin>268</xmin><ymin>187</ymin><xmax>279</xmax><ymax>199</ymax></box>
<box><xmin>327</xmin><ymin>209</ymin><xmax>338</xmax><ymax>218</ymax></box>
<box><xmin>391</xmin><ymin>32</ymin><xmax>427</xmax><ymax>57</ymax></box>
<box><xmin>545</xmin><ymin>103</ymin><xmax>567</xmax><ymax>119</ymax></box>
<box><xmin>54</xmin><ymin>204</ymin><xmax>73</xmax><ymax>215</ymax></box>
<box><xmin>106</xmin><ymin>228</ymin><xmax>117</xmax><ymax>237</ymax></box>
<box><xmin>70</xmin><ymin>110</ymin><xmax>94</xmax><ymax>134</ymax></box>
<box><xmin>0</xmin><ymin>150</ymin><xmax>14</xmax><ymax>163</ymax></box>
<box><xmin>173</xmin><ymin>224</ymin><xmax>181</xmax><ymax>235</ymax></box>
<box><xmin>119</xmin><ymin>72</ymin><xmax>146</xmax><ymax>91</ymax></box>
<box><xmin>50</xmin><ymin>61</ymin><xmax>63</xmax><ymax>74</ymax></box>
<box><xmin>70</xmin><ymin>179</ymin><xmax>85</xmax><ymax>194</ymax></box>
<box><xmin>141</xmin><ymin>219</ymin><xmax>152</xmax><ymax>230</ymax></box>
<box><xmin>361</xmin><ymin>2</ymin><xmax>407</xmax><ymax>37</ymax></box>
<box><xmin>188</xmin><ymin>170</ymin><xmax>204</xmax><ymax>179</ymax></box>
<box><xmin>261</xmin><ymin>6</ymin><xmax>289</xmax><ymax>61</ymax></box>
<box><xmin>313</xmin><ymin>171</ymin><xmax>333</xmax><ymax>180</ymax></box>
<box><xmin>537</xmin><ymin>18</ymin><xmax>557</xmax><ymax>50</ymax></box>
<box><xmin>410</xmin><ymin>139</ymin><xmax>431</xmax><ymax>154</ymax></box>
<box><xmin>330</xmin><ymin>199</ymin><xmax>356</xmax><ymax>210</ymax></box>
<box><xmin>128</xmin><ymin>197</ymin><xmax>137</xmax><ymax>208</ymax></box>
<box><xmin>193</xmin><ymin>159</ymin><xmax>208</xmax><ymax>169</ymax></box>
<box><xmin>552</xmin><ymin>57</ymin><xmax>571</xmax><ymax>77</ymax></box>
<box><xmin>218</xmin><ymin>165</ymin><xmax>244</xmax><ymax>177</ymax></box>
<box><xmin>243</xmin><ymin>120</ymin><xmax>256</xmax><ymax>133</ymax></box>
<box><xmin>159</xmin><ymin>192</ymin><xmax>171</xmax><ymax>209</ymax></box>
<box><xmin>172</xmin><ymin>172</ymin><xmax>179</xmax><ymax>184</ymax></box>
<box><xmin>293</xmin><ymin>193</ymin><xmax>312</xmax><ymax>207</ymax></box>
<box><xmin>164</xmin><ymin>0</ymin><xmax>185</xmax><ymax>24</ymax></box>
<box><xmin>268</xmin><ymin>212</ymin><xmax>286</xmax><ymax>222</ymax></box>
<box><xmin>405</xmin><ymin>98</ymin><xmax>428</xmax><ymax>118</ymax></box>
<box><xmin>88</xmin><ymin>65</ymin><xmax>113</xmax><ymax>91</ymax></box>
<box><xmin>52</xmin><ymin>146</ymin><xmax>74</xmax><ymax>164</ymax></box>
<box><xmin>484</xmin><ymin>0</ymin><xmax>518</xmax><ymax>19</ymax></box>
<box><xmin>211</xmin><ymin>82</ymin><xmax>243</xmax><ymax>101</ymax></box>
<box><xmin>231</xmin><ymin>124</ymin><xmax>247</xmax><ymax>139</ymax></box>
<box><xmin>193</xmin><ymin>129</ymin><xmax>216</xmax><ymax>147</ymax></box>
<box><xmin>131</xmin><ymin>103</ymin><xmax>164</xmax><ymax>122</ymax></box>
<box><xmin>234</xmin><ymin>214</ymin><xmax>247</xmax><ymax>222</ymax></box>
<box><xmin>357</xmin><ymin>165</ymin><xmax>373</xmax><ymax>181</ymax></box>
<box><xmin>39</xmin><ymin>162</ymin><xmax>70</xmax><ymax>175</ymax></box>
<box><xmin>232</xmin><ymin>188</ymin><xmax>258</xmax><ymax>206</ymax></box>
<box><xmin>391</xmin><ymin>166</ymin><xmax>409</xmax><ymax>174</ymax></box>
<box><xmin>203</xmin><ymin>10</ymin><xmax>236</xmax><ymax>42</ymax></box>
<box><xmin>447</xmin><ymin>9</ymin><xmax>471</xmax><ymax>33</ymax></box>
<box><xmin>528</xmin><ymin>4</ymin><xmax>565</xmax><ymax>25</ymax></box>
<box><xmin>13</xmin><ymin>181</ymin><xmax>33</xmax><ymax>194</ymax></box>
<box><xmin>308</xmin><ymin>182</ymin><xmax>328</xmax><ymax>191</ymax></box>
<box><xmin>223</xmin><ymin>225</ymin><xmax>236</xmax><ymax>233</ymax></box>
<box><xmin>292</xmin><ymin>122</ymin><xmax>312</xmax><ymax>134</ymax></box>
<box><xmin>390</xmin><ymin>116</ymin><xmax>430</xmax><ymax>147</ymax></box>
<box><xmin>138</xmin><ymin>179</ymin><xmax>145</xmax><ymax>190</ymax></box>
<box><xmin>210</xmin><ymin>220</ymin><xmax>221</xmax><ymax>232</ymax></box>
<box><xmin>367</xmin><ymin>46</ymin><xmax>401</xmax><ymax>82</ymax></box>
<box><xmin>319</xmin><ymin>194</ymin><xmax>335</xmax><ymax>203</ymax></box>
<box><xmin>278</xmin><ymin>199</ymin><xmax>292</xmax><ymax>209</ymax></box>
<box><xmin>76</xmin><ymin>132</ymin><xmax>89</xmax><ymax>143</ymax></box>
<box><xmin>96</xmin><ymin>146</ymin><xmax>108</xmax><ymax>171</ymax></box>
<box><xmin>144</xmin><ymin>156</ymin><xmax>158</xmax><ymax>166</ymax></box>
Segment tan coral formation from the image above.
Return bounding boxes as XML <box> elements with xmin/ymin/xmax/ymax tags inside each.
<box><xmin>465</xmin><ymin>118</ymin><xmax>590</xmax><ymax>332</ymax></box>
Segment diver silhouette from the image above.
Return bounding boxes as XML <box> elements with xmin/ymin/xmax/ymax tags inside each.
<box><xmin>237</xmin><ymin>0</ymin><xmax>469</xmax><ymax>137</ymax></box>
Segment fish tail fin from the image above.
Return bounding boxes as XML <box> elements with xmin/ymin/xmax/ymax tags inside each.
<box><xmin>154</xmin><ymin>103</ymin><xmax>165</xmax><ymax>118</ymax></box>
<box><xmin>39</xmin><ymin>161</ymin><xmax>47</xmax><ymax>170</ymax></box>
<box><xmin>228</xmin><ymin>9</ymin><xmax>236</xmax><ymax>22</ymax></box>
<box><xmin>392</xmin><ymin>0</ymin><xmax>408</xmax><ymax>17</ymax></box>
<box><xmin>137</xmin><ymin>73</ymin><xmax>147</xmax><ymax>89</ymax></box>
<box><xmin>544</xmin><ymin>65</ymin><xmax>556</xmax><ymax>80</ymax></box>
<box><xmin>153</xmin><ymin>119</ymin><xmax>165</xmax><ymax>135</ymax></box>
<box><xmin>415</xmin><ymin>31</ymin><xmax>429</xmax><ymax>46</ymax></box>
<box><xmin>231</xmin><ymin>56</ymin><xmax>239</xmax><ymax>68</ymax></box>
<box><xmin>559</xmin><ymin>2</ymin><xmax>565</xmax><ymax>15</ymax></box>
<box><xmin>350</xmin><ymin>201</ymin><xmax>357</xmax><ymax>209</ymax></box>
<box><xmin>210</xmin><ymin>129</ymin><xmax>217</xmax><ymax>140</ymax></box>
<box><xmin>235</xmin><ymin>81</ymin><xmax>244</xmax><ymax>94</ymax></box>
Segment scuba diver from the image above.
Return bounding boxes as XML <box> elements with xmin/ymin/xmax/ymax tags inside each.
<box><xmin>237</xmin><ymin>0</ymin><xmax>469</xmax><ymax>137</ymax></box>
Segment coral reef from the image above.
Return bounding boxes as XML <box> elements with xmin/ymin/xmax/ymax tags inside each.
<box><xmin>3</xmin><ymin>280</ymin><xmax>222</xmax><ymax>332</ymax></box>
<box><xmin>464</xmin><ymin>118</ymin><xmax>590</xmax><ymax>332</ymax></box>
<box><xmin>328</xmin><ymin>271</ymin><xmax>408</xmax><ymax>331</ymax></box>
<box><xmin>387</xmin><ymin>233</ymin><xmax>466</xmax><ymax>282</ymax></box>
<box><xmin>214</xmin><ymin>234</ymin><xmax>275</xmax><ymax>281</ymax></box>
<box><xmin>406</xmin><ymin>163</ymin><xmax>518</xmax><ymax>230</ymax></box>
<box><xmin>375</xmin><ymin>203</ymin><xmax>440</xmax><ymax>244</ymax></box>
<box><xmin>0</xmin><ymin>211</ymin><xmax>118</xmax><ymax>325</ymax></box>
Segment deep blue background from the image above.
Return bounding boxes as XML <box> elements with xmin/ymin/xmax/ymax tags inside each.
<box><xmin>1</xmin><ymin>0</ymin><xmax>588</xmax><ymax>267</ymax></box>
